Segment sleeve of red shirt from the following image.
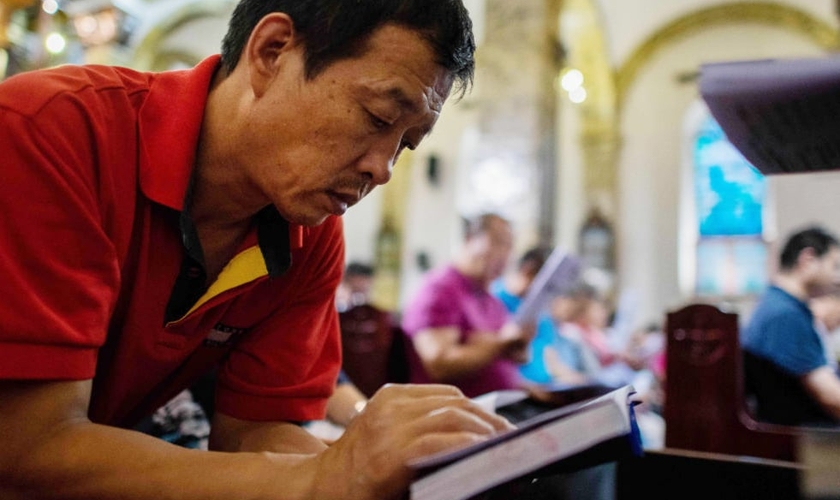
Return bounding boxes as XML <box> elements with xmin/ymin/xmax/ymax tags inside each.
<box><xmin>0</xmin><ymin>102</ymin><xmax>120</xmax><ymax>380</ymax></box>
<box><xmin>214</xmin><ymin>217</ymin><xmax>345</xmax><ymax>422</ymax></box>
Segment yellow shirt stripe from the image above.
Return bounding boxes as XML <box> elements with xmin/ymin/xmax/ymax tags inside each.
<box><xmin>169</xmin><ymin>245</ymin><xmax>268</xmax><ymax>324</ymax></box>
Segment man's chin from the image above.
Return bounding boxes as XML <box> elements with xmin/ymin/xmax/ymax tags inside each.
<box><xmin>283</xmin><ymin>210</ymin><xmax>333</xmax><ymax>227</ymax></box>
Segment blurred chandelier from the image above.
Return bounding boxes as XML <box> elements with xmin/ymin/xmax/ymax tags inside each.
<box><xmin>0</xmin><ymin>0</ymin><xmax>139</xmax><ymax>78</ymax></box>
<box><xmin>62</xmin><ymin>0</ymin><xmax>121</xmax><ymax>46</ymax></box>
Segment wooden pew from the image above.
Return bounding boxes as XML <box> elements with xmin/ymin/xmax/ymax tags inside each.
<box><xmin>338</xmin><ymin>303</ymin><xmax>408</xmax><ymax>397</ymax></box>
<box><xmin>617</xmin><ymin>303</ymin><xmax>803</xmax><ymax>498</ymax></box>
<box><xmin>623</xmin><ymin>303</ymin><xmax>840</xmax><ymax>500</ymax></box>
<box><xmin>662</xmin><ymin>303</ymin><xmax>798</xmax><ymax>462</ymax></box>
<box><xmin>617</xmin><ymin>448</ymin><xmax>802</xmax><ymax>500</ymax></box>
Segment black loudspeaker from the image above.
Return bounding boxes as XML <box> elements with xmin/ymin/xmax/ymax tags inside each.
<box><xmin>416</xmin><ymin>251</ymin><xmax>431</xmax><ymax>271</ymax></box>
<box><xmin>426</xmin><ymin>154</ymin><xmax>440</xmax><ymax>186</ymax></box>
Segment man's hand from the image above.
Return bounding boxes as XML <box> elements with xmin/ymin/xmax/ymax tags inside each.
<box><xmin>313</xmin><ymin>384</ymin><xmax>515</xmax><ymax>500</ymax></box>
<box><xmin>497</xmin><ymin>321</ymin><xmax>536</xmax><ymax>363</ymax></box>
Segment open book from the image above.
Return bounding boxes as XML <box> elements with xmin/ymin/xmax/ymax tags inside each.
<box><xmin>513</xmin><ymin>246</ymin><xmax>580</xmax><ymax>326</ymax></box>
<box><xmin>699</xmin><ymin>56</ymin><xmax>840</xmax><ymax>175</ymax></box>
<box><xmin>409</xmin><ymin>385</ymin><xmax>642</xmax><ymax>500</ymax></box>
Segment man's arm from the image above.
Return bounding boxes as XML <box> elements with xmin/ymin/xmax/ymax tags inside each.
<box><xmin>0</xmin><ymin>379</ymin><xmax>321</xmax><ymax>500</ymax></box>
<box><xmin>802</xmin><ymin>366</ymin><xmax>840</xmax><ymax>420</ymax></box>
<box><xmin>543</xmin><ymin>346</ymin><xmax>588</xmax><ymax>385</ymax></box>
<box><xmin>412</xmin><ymin>323</ymin><xmax>530</xmax><ymax>383</ymax></box>
<box><xmin>212</xmin><ymin>412</ymin><xmax>329</xmax><ymax>454</ymax></box>
<box><xmin>0</xmin><ymin>380</ymin><xmax>512</xmax><ymax>500</ymax></box>
<box><xmin>324</xmin><ymin>382</ymin><xmax>368</xmax><ymax>427</ymax></box>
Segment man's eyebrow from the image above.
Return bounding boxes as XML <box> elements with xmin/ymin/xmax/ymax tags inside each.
<box><xmin>375</xmin><ymin>86</ymin><xmax>439</xmax><ymax>139</ymax></box>
<box><xmin>384</xmin><ymin>87</ymin><xmax>422</xmax><ymax>114</ymax></box>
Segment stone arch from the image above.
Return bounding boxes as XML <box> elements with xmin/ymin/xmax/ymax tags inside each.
<box><xmin>616</xmin><ymin>2</ymin><xmax>840</xmax><ymax>110</ymax></box>
<box><xmin>131</xmin><ymin>0</ymin><xmax>234</xmax><ymax>71</ymax></box>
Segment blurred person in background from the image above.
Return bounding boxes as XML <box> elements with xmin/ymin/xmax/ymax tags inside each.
<box><xmin>743</xmin><ymin>226</ymin><xmax>840</xmax><ymax>424</ymax></box>
<box><xmin>335</xmin><ymin>261</ymin><xmax>375</xmax><ymax>312</ymax></box>
<box><xmin>402</xmin><ymin>213</ymin><xmax>535</xmax><ymax>397</ymax></box>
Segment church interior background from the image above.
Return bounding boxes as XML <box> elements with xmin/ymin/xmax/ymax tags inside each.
<box><xmin>4</xmin><ymin>0</ymin><xmax>840</xmax><ymax>331</ymax></box>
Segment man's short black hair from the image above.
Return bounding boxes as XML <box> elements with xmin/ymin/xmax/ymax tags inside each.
<box><xmin>220</xmin><ymin>0</ymin><xmax>476</xmax><ymax>95</ymax></box>
<box><xmin>345</xmin><ymin>261</ymin><xmax>374</xmax><ymax>279</ymax></box>
<box><xmin>518</xmin><ymin>247</ymin><xmax>550</xmax><ymax>275</ymax></box>
<box><xmin>779</xmin><ymin>226</ymin><xmax>839</xmax><ymax>271</ymax></box>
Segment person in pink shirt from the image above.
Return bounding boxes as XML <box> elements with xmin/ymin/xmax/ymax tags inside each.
<box><xmin>402</xmin><ymin>213</ymin><xmax>533</xmax><ymax>397</ymax></box>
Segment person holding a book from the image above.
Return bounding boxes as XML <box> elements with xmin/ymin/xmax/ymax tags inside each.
<box><xmin>493</xmin><ymin>247</ymin><xmax>589</xmax><ymax>386</ymax></box>
<box><xmin>743</xmin><ymin>226</ymin><xmax>840</xmax><ymax>425</ymax></box>
<box><xmin>0</xmin><ymin>2</ymin><xmax>518</xmax><ymax>499</ymax></box>
<box><xmin>402</xmin><ymin>213</ymin><xmax>535</xmax><ymax>397</ymax></box>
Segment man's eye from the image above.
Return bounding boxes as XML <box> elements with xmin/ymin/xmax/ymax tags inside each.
<box><xmin>368</xmin><ymin>113</ymin><xmax>389</xmax><ymax>130</ymax></box>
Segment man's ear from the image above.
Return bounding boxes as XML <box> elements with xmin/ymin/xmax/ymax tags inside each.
<box><xmin>799</xmin><ymin>247</ymin><xmax>819</xmax><ymax>268</ymax></box>
<box><xmin>243</xmin><ymin>13</ymin><xmax>300</xmax><ymax>98</ymax></box>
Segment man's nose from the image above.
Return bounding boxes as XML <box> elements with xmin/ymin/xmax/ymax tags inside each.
<box><xmin>359</xmin><ymin>145</ymin><xmax>395</xmax><ymax>186</ymax></box>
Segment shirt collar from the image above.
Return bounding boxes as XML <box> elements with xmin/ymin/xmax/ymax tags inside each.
<box><xmin>769</xmin><ymin>285</ymin><xmax>813</xmax><ymax>317</ymax></box>
<box><xmin>138</xmin><ymin>55</ymin><xmax>218</xmax><ymax>212</ymax></box>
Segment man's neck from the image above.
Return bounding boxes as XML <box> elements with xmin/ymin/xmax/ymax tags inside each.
<box><xmin>774</xmin><ymin>272</ymin><xmax>809</xmax><ymax>301</ymax></box>
<box><xmin>452</xmin><ymin>256</ymin><xmax>488</xmax><ymax>289</ymax></box>
<box><xmin>192</xmin><ymin>66</ymin><xmax>271</xmax><ymax>229</ymax></box>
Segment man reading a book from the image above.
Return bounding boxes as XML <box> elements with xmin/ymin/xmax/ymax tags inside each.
<box><xmin>743</xmin><ymin>226</ymin><xmax>840</xmax><ymax>425</ymax></box>
<box><xmin>0</xmin><ymin>2</ymin><xmax>516</xmax><ymax>500</ymax></box>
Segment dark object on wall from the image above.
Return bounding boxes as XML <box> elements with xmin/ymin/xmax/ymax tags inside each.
<box><xmin>579</xmin><ymin>209</ymin><xmax>615</xmax><ymax>271</ymax></box>
<box><xmin>415</xmin><ymin>251</ymin><xmax>431</xmax><ymax>272</ymax></box>
<box><xmin>426</xmin><ymin>154</ymin><xmax>440</xmax><ymax>186</ymax></box>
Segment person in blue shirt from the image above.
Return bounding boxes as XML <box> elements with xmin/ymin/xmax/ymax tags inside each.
<box><xmin>743</xmin><ymin>226</ymin><xmax>840</xmax><ymax>424</ymax></box>
<box><xmin>493</xmin><ymin>247</ymin><xmax>587</xmax><ymax>386</ymax></box>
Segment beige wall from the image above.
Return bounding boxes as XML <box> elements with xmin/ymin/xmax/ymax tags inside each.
<box><xmin>770</xmin><ymin>172</ymin><xmax>840</xmax><ymax>253</ymax></box>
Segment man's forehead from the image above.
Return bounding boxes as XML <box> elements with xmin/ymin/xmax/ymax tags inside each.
<box><xmin>374</xmin><ymin>80</ymin><xmax>452</xmax><ymax>139</ymax></box>
<box><xmin>380</xmin><ymin>76</ymin><xmax>452</xmax><ymax>114</ymax></box>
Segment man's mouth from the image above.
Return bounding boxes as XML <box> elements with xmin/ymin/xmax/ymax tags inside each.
<box><xmin>326</xmin><ymin>190</ymin><xmax>359</xmax><ymax>216</ymax></box>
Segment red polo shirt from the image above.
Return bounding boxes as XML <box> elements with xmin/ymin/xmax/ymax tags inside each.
<box><xmin>0</xmin><ymin>56</ymin><xmax>343</xmax><ymax>427</ymax></box>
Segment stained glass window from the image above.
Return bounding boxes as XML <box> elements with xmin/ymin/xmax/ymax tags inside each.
<box><xmin>693</xmin><ymin>114</ymin><xmax>768</xmax><ymax>296</ymax></box>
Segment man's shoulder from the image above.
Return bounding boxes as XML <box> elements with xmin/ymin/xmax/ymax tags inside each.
<box><xmin>745</xmin><ymin>289</ymin><xmax>815</xmax><ymax>348</ymax></box>
<box><xmin>751</xmin><ymin>287</ymin><xmax>809</xmax><ymax>322</ymax></box>
<box><xmin>418</xmin><ymin>266</ymin><xmax>463</xmax><ymax>292</ymax></box>
<box><xmin>403</xmin><ymin>267</ymin><xmax>464</xmax><ymax>315</ymax></box>
<box><xmin>0</xmin><ymin>64</ymin><xmax>152</xmax><ymax>117</ymax></box>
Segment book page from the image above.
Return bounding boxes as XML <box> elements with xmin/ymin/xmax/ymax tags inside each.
<box><xmin>471</xmin><ymin>389</ymin><xmax>530</xmax><ymax>414</ymax></box>
<box><xmin>700</xmin><ymin>56</ymin><xmax>840</xmax><ymax>175</ymax></box>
